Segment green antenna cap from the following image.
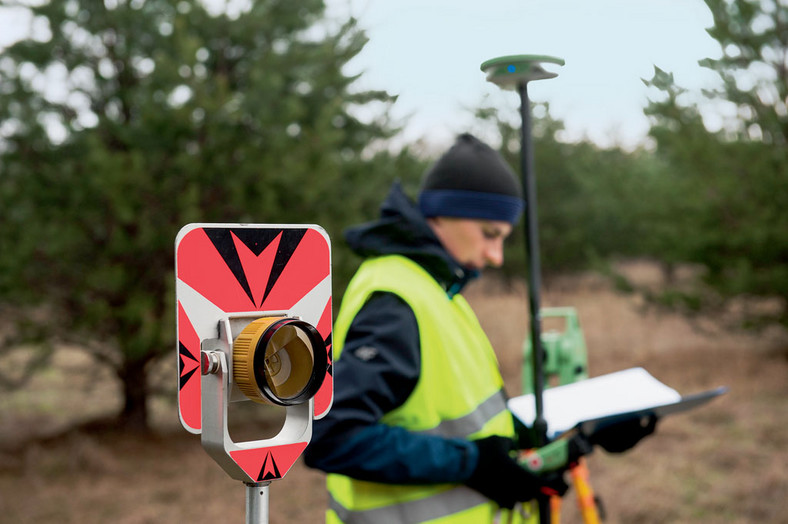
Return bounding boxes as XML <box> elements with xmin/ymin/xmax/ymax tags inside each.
<box><xmin>480</xmin><ymin>54</ymin><xmax>565</xmax><ymax>88</ymax></box>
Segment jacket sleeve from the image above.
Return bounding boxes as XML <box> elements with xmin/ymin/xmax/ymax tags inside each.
<box><xmin>303</xmin><ymin>292</ymin><xmax>478</xmax><ymax>484</ymax></box>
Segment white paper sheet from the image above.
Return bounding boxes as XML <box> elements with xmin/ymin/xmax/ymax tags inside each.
<box><xmin>508</xmin><ymin>367</ymin><xmax>683</xmax><ymax>438</ymax></box>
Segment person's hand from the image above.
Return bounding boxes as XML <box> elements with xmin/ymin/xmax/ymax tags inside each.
<box><xmin>588</xmin><ymin>415</ymin><xmax>658</xmax><ymax>453</ymax></box>
<box><xmin>566</xmin><ymin>432</ymin><xmax>594</xmax><ymax>465</ymax></box>
<box><xmin>465</xmin><ymin>436</ymin><xmax>568</xmax><ymax>509</ymax></box>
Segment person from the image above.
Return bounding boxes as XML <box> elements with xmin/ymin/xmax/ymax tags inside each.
<box><xmin>304</xmin><ymin>133</ymin><xmax>654</xmax><ymax>524</ymax></box>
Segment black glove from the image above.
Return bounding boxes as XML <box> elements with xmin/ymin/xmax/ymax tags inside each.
<box><xmin>512</xmin><ymin>413</ymin><xmax>538</xmax><ymax>449</ymax></box>
<box><xmin>465</xmin><ymin>436</ymin><xmax>568</xmax><ymax>509</ymax></box>
<box><xmin>567</xmin><ymin>432</ymin><xmax>594</xmax><ymax>466</ymax></box>
<box><xmin>588</xmin><ymin>415</ymin><xmax>658</xmax><ymax>453</ymax></box>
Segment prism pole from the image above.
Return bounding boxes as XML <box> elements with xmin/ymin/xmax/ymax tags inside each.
<box><xmin>480</xmin><ymin>54</ymin><xmax>564</xmax><ymax>524</ymax></box>
<box><xmin>245</xmin><ymin>482</ymin><xmax>271</xmax><ymax>524</ymax></box>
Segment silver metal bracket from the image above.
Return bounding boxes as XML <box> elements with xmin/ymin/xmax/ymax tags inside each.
<box><xmin>199</xmin><ymin>321</ymin><xmax>313</xmax><ymax>483</ymax></box>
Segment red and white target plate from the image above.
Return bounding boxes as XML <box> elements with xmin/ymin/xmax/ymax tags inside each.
<box><xmin>175</xmin><ymin>224</ymin><xmax>332</xmax><ymax>482</ymax></box>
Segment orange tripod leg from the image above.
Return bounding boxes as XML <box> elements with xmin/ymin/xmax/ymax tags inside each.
<box><xmin>571</xmin><ymin>458</ymin><xmax>601</xmax><ymax>524</ymax></box>
<box><xmin>550</xmin><ymin>494</ymin><xmax>562</xmax><ymax>524</ymax></box>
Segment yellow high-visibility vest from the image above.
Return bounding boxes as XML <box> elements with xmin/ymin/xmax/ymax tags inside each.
<box><xmin>327</xmin><ymin>255</ymin><xmax>537</xmax><ymax>524</ymax></box>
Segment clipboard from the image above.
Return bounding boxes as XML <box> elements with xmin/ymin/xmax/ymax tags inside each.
<box><xmin>507</xmin><ymin>367</ymin><xmax>728</xmax><ymax>439</ymax></box>
<box><xmin>575</xmin><ymin>386</ymin><xmax>729</xmax><ymax>437</ymax></box>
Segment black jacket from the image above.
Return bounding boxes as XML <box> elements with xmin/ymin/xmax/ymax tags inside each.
<box><xmin>303</xmin><ymin>183</ymin><xmax>481</xmax><ymax>484</ymax></box>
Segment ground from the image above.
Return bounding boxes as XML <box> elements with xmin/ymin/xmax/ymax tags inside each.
<box><xmin>1</xmin><ymin>264</ymin><xmax>786</xmax><ymax>523</ymax></box>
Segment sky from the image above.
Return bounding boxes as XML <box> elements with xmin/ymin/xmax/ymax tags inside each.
<box><xmin>323</xmin><ymin>0</ymin><xmax>722</xmax><ymax>150</ymax></box>
<box><xmin>0</xmin><ymin>0</ymin><xmax>722</xmax><ymax>150</ymax></box>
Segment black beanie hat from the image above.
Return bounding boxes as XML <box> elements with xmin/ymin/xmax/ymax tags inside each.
<box><xmin>418</xmin><ymin>133</ymin><xmax>524</xmax><ymax>224</ymax></box>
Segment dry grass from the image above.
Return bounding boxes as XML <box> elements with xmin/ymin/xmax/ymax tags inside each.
<box><xmin>1</xmin><ymin>264</ymin><xmax>786</xmax><ymax>523</ymax></box>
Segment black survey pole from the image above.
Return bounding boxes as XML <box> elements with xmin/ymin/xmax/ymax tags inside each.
<box><xmin>481</xmin><ymin>55</ymin><xmax>564</xmax><ymax>524</ymax></box>
<box><xmin>517</xmin><ymin>80</ymin><xmax>548</xmax><ymax>446</ymax></box>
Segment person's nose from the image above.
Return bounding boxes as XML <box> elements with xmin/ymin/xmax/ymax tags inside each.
<box><xmin>485</xmin><ymin>238</ymin><xmax>505</xmax><ymax>268</ymax></box>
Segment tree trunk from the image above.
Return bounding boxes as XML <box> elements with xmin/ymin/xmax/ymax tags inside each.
<box><xmin>118</xmin><ymin>358</ymin><xmax>149</xmax><ymax>432</ymax></box>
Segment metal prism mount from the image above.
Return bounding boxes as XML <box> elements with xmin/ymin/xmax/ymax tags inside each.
<box><xmin>480</xmin><ymin>54</ymin><xmax>565</xmax><ymax>88</ymax></box>
<box><xmin>199</xmin><ymin>312</ymin><xmax>326</xmax><ymax>483</ymax></box>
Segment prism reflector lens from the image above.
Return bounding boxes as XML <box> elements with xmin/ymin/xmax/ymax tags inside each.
<box><xmin>233</xmin><ymin>317</ymin><xmax>327</xmax><ymax>406</ymax></box>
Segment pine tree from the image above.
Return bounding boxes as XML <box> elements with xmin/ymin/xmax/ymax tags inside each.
<box><xmin>642</xmin><ymin>0</ymin><xmax>788</xmax><ymax>328</ymax></box>
<box><xmin>0</xmin><ymin>0</ymin><xmax>402</xmax><ymax>429</ymax></box>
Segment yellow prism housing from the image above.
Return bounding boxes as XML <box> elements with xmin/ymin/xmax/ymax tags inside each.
<box><xmin>233</xmin><ymin>316</ymin><xmax>327</xmax><ymax>406</ymax></box>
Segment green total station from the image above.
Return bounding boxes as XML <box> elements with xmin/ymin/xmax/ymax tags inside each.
<box><xmin>523</xmin><ymin>307</ymin><xmax>589</xmax><ymax>395</ymax></box>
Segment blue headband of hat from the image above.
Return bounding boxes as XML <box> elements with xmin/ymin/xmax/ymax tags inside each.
<box><xmin>419</xmin><ymin>189</ymin><xmax>524</xmax><ymax>224</ymax></box>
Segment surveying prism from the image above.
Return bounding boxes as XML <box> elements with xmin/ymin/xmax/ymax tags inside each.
<box><xmin>175</xmin><ymin>224</ymin><xmax>333</xmax><ymax>523</ymax></box>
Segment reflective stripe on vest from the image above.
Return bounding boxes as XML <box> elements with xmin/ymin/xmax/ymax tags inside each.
<box><xmin>328</xmin><ymin>486</ymin><xmax>490</xmax><ymax>524</ymax></box>
<box><xmin>328</xmin><ymin>492</ymin><xmax>538</xmax><ymax>524</ymax></box>
<box><xmin>418</xmin><ymin>389</ymin><xmax>508</xmax><ymax>438</ymax></box>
